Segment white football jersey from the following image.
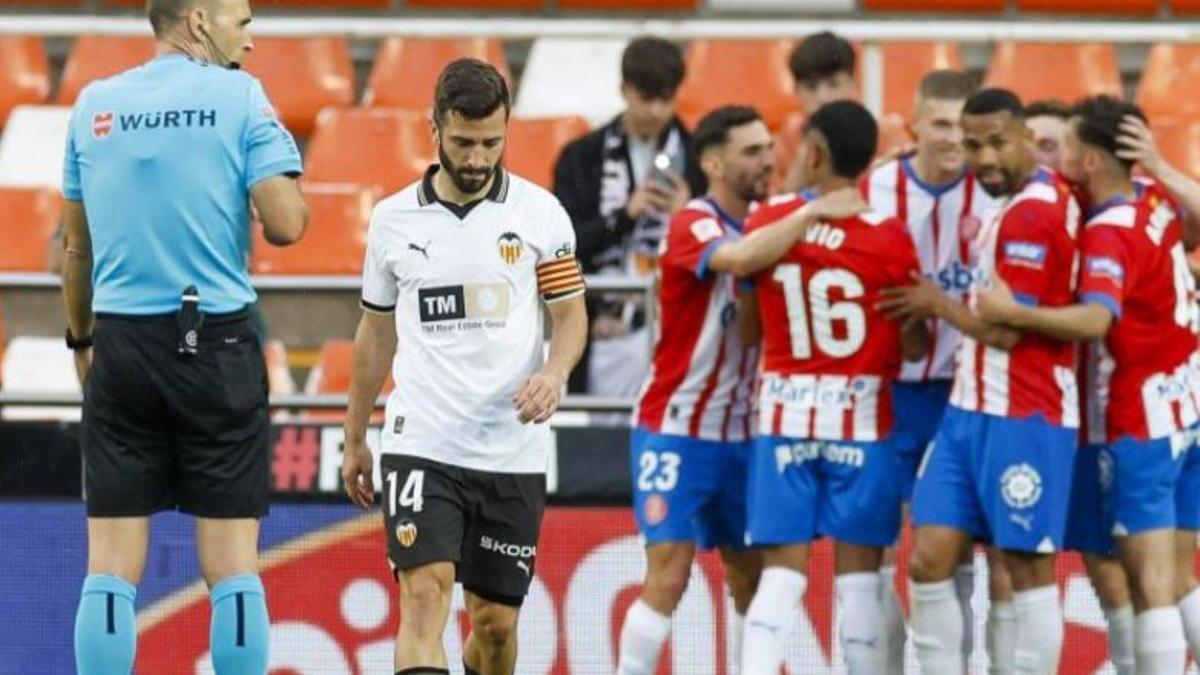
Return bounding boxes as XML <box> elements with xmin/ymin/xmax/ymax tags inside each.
<box><xmin>864</xmin><ymin>157</ymin><xmax>1002</xmax><ymax>382</ymax></box>
<box><xmin>361</xmin><ymin>167</ymin><xmax>584</xmax><ymax>473</ymax></box>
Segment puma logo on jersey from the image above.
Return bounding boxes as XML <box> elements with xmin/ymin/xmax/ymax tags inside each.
<box><xmin>516</xmin><ymin>560</ymin><xmax>531</xmax><ymax>577</ymax></box>
<box><xmin>407</xmin><ymin>240</ymin><xmax>431</xmax><ymax>259</ymax></box>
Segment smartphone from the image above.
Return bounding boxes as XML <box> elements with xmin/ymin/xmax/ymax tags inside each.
<box><xmin>648</xmin><ymin>151</ymin><xmax>675</xmax><ymax>189</ymax></box>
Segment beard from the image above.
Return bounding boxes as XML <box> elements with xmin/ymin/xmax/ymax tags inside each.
<box><xmin>733</xmin><ymin>169</ymin><xmax>772</xmax><ymax>204</ymax></box>
<box><xmin>439</xmin><ymin>144</ymin><xmax>496</xmax><ymax>196</ymax></box>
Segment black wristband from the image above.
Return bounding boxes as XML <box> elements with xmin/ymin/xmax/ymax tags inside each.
<box><xmin>65</xmin><ymin>328</ymin><xmax>92</xmax><ymax>351</ymax></box>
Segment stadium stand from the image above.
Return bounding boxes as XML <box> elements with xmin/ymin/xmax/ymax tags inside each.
<box><xmin>877</xmin><ymin>41</ymin><xmax>962</xmax><ymax>119</ymax></box>
<box><xmin>304</xmin><ymin>107</ymin><xmax>434</xmax><ymax>195</ymax></box>
<box><xmin>862</xmin><ymin>0</ymin><xmax>1005</xmax><ymax>10</ymax></box>
<box><xmin>263</xmin><ymin>339</ymin><xmax>296</xmax><ymax>396</ymax></box>
<box><xmin>55</xmin><ymin>35</ymin><xmax>156</xmax><ymax>105</ymax></box>
<box><xmin>676</xmin><ymin>39</ymin><xmax>798</xmax><ymax>132</ymax></box>
<box><xmin>0</xmin><ymin>187</ymin><xmax>61</xmax><ymax>273</ymax></box>
<box><xmin>403</xmin><ymin>0</ymin><xmax>545</xmax><ymax>7</ymax></box>
<box><xmin>1016</xmin><ymin>0</ymin><xmax>1159</xmax><ymax>12</ymax></box>
<box><xmin>0</xmin><ymin>105</ymin><xmax>71</xmax><ymax>189</ymax></box>
<box><xmin>1153</xmin><ymin>119</ymin><xmax>1200</xmax><ymax>183</ymax></box>
<box><xmin>1136</xmin><ymin>43</ymin><xmax>1200</xmax><ymax>125</ymax></box>
<box><xmin>0</xmin><ymin>37</ymin><xmax>49</xmax><ymax>128</ymax></box>
<box><xmin>506</xmin><ymin>116</ymin><xmax>590</xmax><ymax>189</ymax></box>
<box><xmin>556</xmin><ymin>0</ymin><xmax>697</xmax><ymax>8</ymax></box>
<box><xmin>0</xmin><ymin>336</ymin><xmax>80</xmax><ymax>421</ymax></box>
<box><xmin>241</xmin><ymin>36</ymin><xmax>355</xmax><ymax>138</ymax></box>
<box><xmin>250</xmin><ymin>182</ymin><xmax>376</xmax><ymax>276</ymax></box>
<box><xmin>1174</xmin><ymin>0</ymin><xmax>1200</xmax><ymax>12</ymax></box>
<box><xmin>363</xmin><ymin>37</ymin><xmax>509</xmax><ymax>111</ymax></box>
<box><xmin>984</xmin><ymin>42</ymin><xmax>1122</xmax><ymax>105</ymax></box>
<box><xmin>512</xmin><ymin>38</ymin><xmax>628</xmax><ymax>128</ymax></box>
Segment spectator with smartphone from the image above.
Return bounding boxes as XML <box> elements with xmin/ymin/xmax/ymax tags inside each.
<box><xmin>553</xmin><ymin>36</ymin><xmax>706</xmax><ymax>399</ymax></box>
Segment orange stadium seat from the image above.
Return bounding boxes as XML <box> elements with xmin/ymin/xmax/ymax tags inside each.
<box><xmin>1174</xmin><ymin>0</ymin><xmax>1200</xmax><ymax>12</ymax></box>
<box><xmin>506</xmin><ymin>116</ymin><xmax>590</xmax><ymax>189</ymax></box>
<box><xmin>863</xmin><ymin>0</ymin><xmax>1004</xmax><ymax>10</ymax></box>
<box><xmin>363</xmin><ymin>38</ymin><xmax>509</xmax><ymax>111</ymax></box>
<box><xmin>304</xmin><ymin>339</ymin><xmax>393</xmax><ymax>421</ymax></box>
<box><xmin>305</xmin><ymin>107</ymin><xmax>435</xmax><ymax>195</ymax></box>
<box><xmin>558</xmin><ymin>0</ymin><xmax>695</xmax><ymax>8</ymax></box>
<box><xmin>878</xmin><ymin>41</ymin><xmax>963</xmax><ymax>119</ymax></box>
<box><xmin>1137</xmin><ymin>44</ymin><xmax>1200</xmax><ymax>125</ymax></box>
<box><xmin>251</xmin><ymin>183</ymin><xmax>376</xmax><ymax>275</ymax></box>
<box><xmin>241</xmin><ymin>37</ymin><xmax>354</xmax><ymax>138</ymax></box>
<box><xmin>0</xmin><ymin>186</ymin><xmax>61</xmax><ymax>272</ymax></box>
<box><xmin>1017</xmin><ymin>0</ymin><xmax>1158</xmax><ymax>12</ymax></box>
<box><xmin>56</xmin><ymin>36</ymin><xmax>156</xmax><ymax>105</ymax></box>
<box><xmin>677</xmin><ymin>40</ymin><xmax>798</xmax><ymax>133</ymax></box>
<box><xmin>984</xmin><ymin>42</ymin><xmax>1121</xmax><ymax>106</ymax></box>
<box><xmin>0</xmin><ymin>37</ymin><xmax>49</xmax><ymax>127</ymax></box>
<box><xmin>404</xmin><ymin>0</ymin><xmax>543</xmax><ymax>7</ymax></box>
<box><xmin>1152</xmin><ymin>119</ymin><xmax>1200</xmax><ymax>181</ymax></box>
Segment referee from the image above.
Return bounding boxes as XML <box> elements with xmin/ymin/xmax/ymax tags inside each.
<box><xmin>62</xmin><ymin>0</ymin><xmax>307</xmax><ymax>672</ymax></box>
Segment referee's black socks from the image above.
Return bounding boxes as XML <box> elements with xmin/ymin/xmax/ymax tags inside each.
<box><xmin>395</xmin><ymin>669</ymin><xmax>450</xmax><ymax>675</ymax></box>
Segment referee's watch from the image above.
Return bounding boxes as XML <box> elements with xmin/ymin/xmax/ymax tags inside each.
<box><xmin>65</xmin><ymin>328</ymin><xmax>92</xmax><ymax>351</ymax></box>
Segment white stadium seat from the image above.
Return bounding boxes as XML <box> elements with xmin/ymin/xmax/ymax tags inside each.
<box><xmin>1</xmin><ymin>336</ymin><xmax>80</xmax><ymax>421</ymax></box>
<box><xmin>513</xmin><ymin>38</ymin><xmax>628</xmax><ymax>128</ymax></box>
<box><xmin>0</xmin><ymin>105</ymin><xmax>71</xmax><ymax>190</ymax></box>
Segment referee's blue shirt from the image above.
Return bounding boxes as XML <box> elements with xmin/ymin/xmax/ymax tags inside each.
<box><xmin>63</xmin><ymin>53</ymin><xmax>303</xmax><ymax>315</ymax></box>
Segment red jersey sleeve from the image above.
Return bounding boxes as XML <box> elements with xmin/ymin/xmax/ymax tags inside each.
<box><xmin>1076</xmin><ymin>224</ymin><xmax>1130</xmax><ymax>320</ymax></box>
<box><xmin>662</xmin><ymin>209</ymin><xmax>730</xmax><ymax>280</ymax></box>
<box><xmin>993</xmin><ymin>201</ymin><xmax>1059</xmax><ymax>307</ymax></box>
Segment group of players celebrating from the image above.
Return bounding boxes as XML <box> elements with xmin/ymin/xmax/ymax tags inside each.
<box><xmin>619</xmin><ymin>67</ymin><xmax>1200</xmax><ymax>674</ymax></box>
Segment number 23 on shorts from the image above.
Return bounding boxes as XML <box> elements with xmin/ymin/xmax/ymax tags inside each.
<box><xmin>637</xmin><ymin>451</ymin><xmax>681</xmax><ymax>492</ymax></box>
<box><xmin>387</xmin><ymin>469</ymin><xmax>425</xmax><ymax>514</ymax></box>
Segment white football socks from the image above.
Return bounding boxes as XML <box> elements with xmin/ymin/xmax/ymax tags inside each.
<box><xmin>616</xmin><ymin>599</ymin><xmax>672</xmax><ymax>675</ymax></box>
<box><xmin>1011</xmin><ymin>585</ymin><xmax>1063</xmax><ymax>675</ymax></box>
<box><xmin>911</xmin><ymin>578</ymin><xmax>964</xmax><ymax>675</ymax></box>
<box><xmin>741</xmin><ymin>567</ymin><xmax>806</xmax><ymax>674</ymax></box>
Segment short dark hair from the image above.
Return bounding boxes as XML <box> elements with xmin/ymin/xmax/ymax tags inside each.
<box><xmin>1073</xmin><ymin>95</ymin><xmax>1147</xmax><ymax>173</ymax></box>
<box><xmin>1025</xmin><ymin>98</ymin><xmax>1072</xmax><ymax>120</ymax></box>
<box><xmin>432</xmin><ymin>58</ymin><xmax>510</xmax><ymax>126</ymax></box>
<box><xmin>692</xmin><ymin>105</ymin><xmax>763</xmax><ymax>157</ymax></box>
<box><xmin>962</xmin><ymin>88</ymin><xmax>1025</xmax><ymax>119</ymax></box>
<box><xmin>917</xmin><ymin>69</ymin><xmax>976</xmax><ymax>102</ymax></box>
<box><xmin>147</xmin><ymin>0</ymin><xmax>193</xmax><ymax>36</ymax></box>
<box><xmin>621</xmin><ymin>37</ymin><xmax>685</xmax><ymax>100</ymax></box>
<box><xmin>789</xmin><ymin>31</ymin><xmax>856</xmax><ymax>85</ymax></box>
<box><xmin>804</xmin><ymin>100</ymin><xmax>877</xmax><ymax>179</ymax></box>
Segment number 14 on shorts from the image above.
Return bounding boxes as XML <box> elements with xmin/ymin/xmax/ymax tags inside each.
<box><xmin>387</xmin><ymin>469</ymin><xmax>425</xmax><ymax>514</ymax></box>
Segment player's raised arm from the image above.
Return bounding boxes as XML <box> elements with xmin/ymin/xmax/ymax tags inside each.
<box><xmin>1117</xmin><ymin>114</ymin><xmax>1200</xmax><ymax>249</ymax></box>
<box><xmin>708</xmin><ymin>187</ymin><xmax>867</xmax><ymax>277</ymax></box>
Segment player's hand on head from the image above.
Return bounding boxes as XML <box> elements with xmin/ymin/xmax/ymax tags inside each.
<box><xmin>810</xmin><ymin>187</ymin><xmax>869</xmax><ymax>221</ymax></box>
<box><xmin>976</xmin><ymin>276</ymin><xmax>1018</xmax><ymax>325</ymax></box>
<box><xmin>513</xmin><ymin>370</ymin><xmax>565</xmax><ymax>424</ymax></box>
<box><xmin>1116</xmin><ymin>114</ymin><xmax>1164</xmax><ymax>176</ymax></box>
<box><xmin>73</xmin><ymin>346</ymin><xmax>93</xmax><ymax>385</ymax></box>
<box><xmin>876</xmin><ymin>271</ymin><xmax>942</xmax><ymax>320</ymax></box>
<box><xmin>340</xmin><ymin>436</ymin><xmax>376</xmax><ymax>509</ymax></box>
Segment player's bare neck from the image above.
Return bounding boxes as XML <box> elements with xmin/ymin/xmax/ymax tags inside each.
<box><xmin>1087</xmin><ymin>172</ymin><xmax>1136</xmax><ymax>207</ymax></box>
<box><xmin>913</xmin><ymin>151</ymin><xmax>962</xmax><ymax>188</ymax></box>
<box><xmin>811</xmin><ymin>176</ymin><xmax>857</xmax><ymax>197</ymax></box>
<box><xmin>434</xmin><ymin>168</ymin><xmax>494</xmax><ymax>207</ymax></box>
<box><xmin>707</xmin><ymin>184</ymin><xmax>749</xmax><ymax>219</ymax></box>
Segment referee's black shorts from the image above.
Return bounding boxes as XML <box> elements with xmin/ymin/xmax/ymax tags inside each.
<box><xmin>81</xmin><ymin>308</ymin><xmax>270</xmax><ymax>518</ymax></box>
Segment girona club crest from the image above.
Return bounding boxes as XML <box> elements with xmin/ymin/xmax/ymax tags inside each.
<box><xmin>92</xmin><ymin>112</ymin><xmax>114</xmax><ymax>139</ymax></box>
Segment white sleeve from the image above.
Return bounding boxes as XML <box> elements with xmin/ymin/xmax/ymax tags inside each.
<box><xmin>361</xmin><ymin>212</ymin><xmax>398</xmax><ymax>313</ymax></box>
<box><xmin>535</xmin><ymin>198</ymin><xmax>585</xmax><ymax>303</ymax></box>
